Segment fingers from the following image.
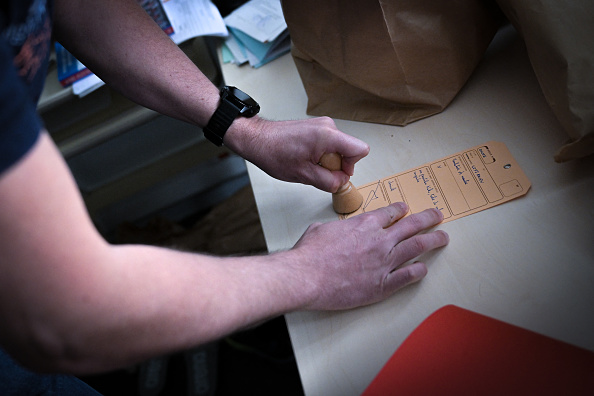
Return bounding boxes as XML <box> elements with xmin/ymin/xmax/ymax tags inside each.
<box><xmin>381</xmin><ymin>228</ymin><xmax>448</xmax><ymax>297</ymax></box>
<box><xmin>384</xmin><ymin>207</ymin><xmax>448</xmax><ymax>263</ymax></box>
<box><xmin>384</xmin><ymin>261</ymin><xmax>428</xmax><ymax>291</ymax></box>
<box><xmin>336</xmin><ymin>139</ymin><xmax>369</xmax><ymax>177</ymax></box>
<box><xmin>292</xmin><ymin>201</ymin><xmax>449</xmax><ymax>311</ymax></box>
<box><xmin>316</xmin><ymin>153</ymin><xmax>350</xmax><ymax>192</ymax></box>
<box><xmin>387</xmin><ymin>207</ymin><xmax>444</xmax><ymax>241</ymax></box>
<box><xmin>360</xmin><ymin>202</ymin><xmax>409</xmax><ymax>229</ymax></box>
<box><xmin>341</xmin><ymin>145</ymin><xmax>369</xmax><ymax>176</ymax></box>
<box><xmin>315</xmin><ymin>117</ymin><xmax>369</xmax><ymax>176</ymax></box>
<box><xmin>334</xmin><ymin>128</ymin><xmax>369</xmax><ymax>161</ymax></box>
<box><xmin>312</xmin><ymin>170</ymin><xmax>349</xmax><ymax>193</ymax></box>
<box><xmin>389</xmin><ymin>230</ymin><xmax>449</xmax><ymax>264</ymax></box>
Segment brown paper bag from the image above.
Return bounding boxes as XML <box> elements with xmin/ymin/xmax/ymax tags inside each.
<box><xmin>282</xmin><ymin>0</ymin><xmax>502</xmax><ymax>126</ymax></box>
<box><xmin>495</xmin><ymin>0</ymin><xmax>594</xmax><ymax>162</ymax></box>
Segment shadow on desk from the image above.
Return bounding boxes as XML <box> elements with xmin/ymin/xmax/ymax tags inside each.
<box><xmin>80</xmin><ymin>317</ymin><xmax>303</xmax><ymax>396</ymax></box>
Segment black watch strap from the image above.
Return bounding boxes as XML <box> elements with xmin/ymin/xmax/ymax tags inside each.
<box><xmin>203</xmin><ymin>99</ymin><xmax>241</xmax><ymax>146</ymax></box>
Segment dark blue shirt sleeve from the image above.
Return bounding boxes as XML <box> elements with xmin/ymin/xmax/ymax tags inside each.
<box><xmin>0</xmin><ymin>36</ymin><xmax>42</xmax><ymax>175</ymax></box>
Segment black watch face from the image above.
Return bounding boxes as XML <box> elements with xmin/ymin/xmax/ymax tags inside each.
<box><xmin>223</xmin><ymin>86</ymin><xmax>260</xmax><ymax>117</ymax></box>
<box><xmin>230</xmin><ymin>86</ymin><xmax>250</xmax><ymax>101</ymax></box>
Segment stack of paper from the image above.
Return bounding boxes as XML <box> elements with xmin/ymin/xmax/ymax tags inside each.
<box><xmin>222</xmin><ymin>0</ymin><xmax>290</xmax><ymax>68</ymax></box>
<box><xmin>161</xmin><ymin>0</ymin><xmax>227</xmax><ymax>45</ymax></box>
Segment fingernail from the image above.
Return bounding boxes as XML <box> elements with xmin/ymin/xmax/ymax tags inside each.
<box><xmin>435</xmin><ymin>208</ymin><xmax>444</xmax><ymax>220</ymax></box>
<box><xmin>395</xmin><ymin>202</ymin><xmax>408</xmax><ymax>212</ymax></box>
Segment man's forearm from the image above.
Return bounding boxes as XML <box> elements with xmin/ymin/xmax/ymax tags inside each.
<box><xmin>51</xmin><ymin>0</ymin><xmax>372</xmax><ymax>192</ymax></box>
<box><xmin>0</xmin><ymin>133</ymin><xmax>314</xmax><ymax>374</ymax></box>
<box><xmin>53</xmin><ymin>0</ymin><xmax>220</xmax><ymax>127</ymax></box>
<box><xmin>46</xmin><ymin>245</ymin><xmax>313</xmax><ymax>374</ymax></box>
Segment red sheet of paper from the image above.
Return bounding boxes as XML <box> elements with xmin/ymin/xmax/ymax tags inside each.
<box><xmin>363</xmin><ymin>305</ymin><xmax>594</xmax><ymax>395</ymax></box>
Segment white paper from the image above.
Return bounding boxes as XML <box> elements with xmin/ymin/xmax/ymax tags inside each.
<box><xmin>223</xmin><ymin>34</ymin><xmax>248</xmax><ymax>65</ymax></box>
<box><xmin>160</xmin><ymin>0</ymin><xmax>228</xmax><ymax>44</ymax></box>
<box><xmin>244</xmin><ymin>47</ymin><xmax>260</xmax><ymax>67</ymax></box>
<box><xmin>73</xmin><ymin>74</ymin><xmax>105</xmax><ymax>97</ymax></box>
<box><xmin>224</xmin><ymin>0</ymin><xmax>286</xmax><ymax>43</ymax></box>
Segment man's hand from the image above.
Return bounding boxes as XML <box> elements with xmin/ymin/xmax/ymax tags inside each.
<box><xmin>224</xmin><ymin>116</ymin><xmax>369</xmax><ymax>193</ymax></box>
<box><xmin>289</xmin><ymin>202</ymin><xmax>449</xmax><ymax>310</ymax></box>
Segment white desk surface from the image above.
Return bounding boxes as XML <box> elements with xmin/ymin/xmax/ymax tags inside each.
<box><xmin>220</xmin><ymin>27</ymin><xmax>594</xmax><ymax>396</ymax></box>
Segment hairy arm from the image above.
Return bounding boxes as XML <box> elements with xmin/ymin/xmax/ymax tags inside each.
<box><xmin>52</xmin><ymin>0</ymin><xmax>369</xmax><ymax>193</ymax></box>
<box><xmin>0</xmin><ymin>133</ymin><xmax>314</xmax><ymax>373</ymax></box>
<box><xmin>53</xmin><ymin>0</ymin><xmax>219</xmax><ymax>127</ymax></box>
<box><xmin>0</xmin><ymin>134</ymin><xmax>447</xmax><ymax>374</ymax></box>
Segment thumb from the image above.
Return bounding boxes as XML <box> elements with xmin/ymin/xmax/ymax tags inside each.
<box><xmin>312</xmin><ymin>165</ymin><xmax>349</xmax><ymax>193</ymax></box>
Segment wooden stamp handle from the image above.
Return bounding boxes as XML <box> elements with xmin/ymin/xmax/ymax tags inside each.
<box><xmin>319</xmin><ymin>153</ymin><xmax>342</xmax><ymax>172</ymax></box>
<box><xmin>319</xmin><ymin>153</ymin><xmax>363</xmax><ymax>214</ymax></box>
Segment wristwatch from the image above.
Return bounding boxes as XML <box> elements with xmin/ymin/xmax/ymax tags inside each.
<box><xmin>203</xmin><ymin>86</ymin><xmax>260</xmax><ymax>146</ymax></box>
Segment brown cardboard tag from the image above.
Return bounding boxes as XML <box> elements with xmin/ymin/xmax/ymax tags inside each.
<box><xmin>340</xmin><ymin>142</ymin><xmax>531</xmax><ymax>222</ymax></box>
